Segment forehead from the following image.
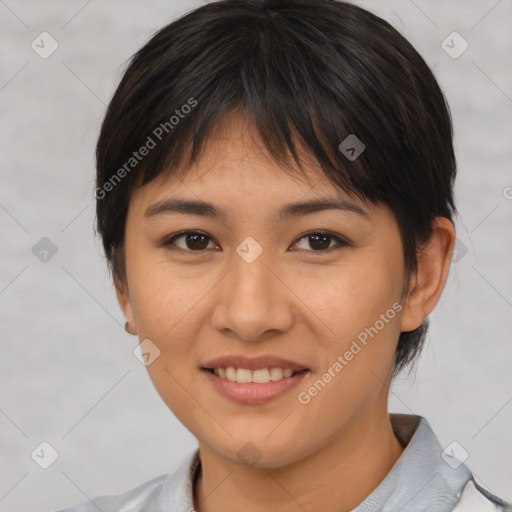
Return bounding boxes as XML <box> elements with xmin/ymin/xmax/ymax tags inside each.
<box><xmin>129</xmin><ymin>112</ymin><xmax>365</xmax><ymax>212</ymax></box>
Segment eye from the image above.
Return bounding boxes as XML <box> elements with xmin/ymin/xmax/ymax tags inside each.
<box><xmin>292</xmin><ymin>231</ymin><xmax>349</xmax><ymax>252</ymax></box>
<box><xmin>162</xmin><ymin>231</ymin><xmax>218</xmax><ymax>252</ymax></box>
<box><xmin>161</xmin><ymin>230</ymin><xmax>349</xmax><ymax>253</ymax></box>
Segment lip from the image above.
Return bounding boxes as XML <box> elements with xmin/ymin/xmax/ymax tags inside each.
<box><xmin>200</xmin><ymin>354</ymin><xmax>310</xmax><ymax>372</ymax></box>
<box><xmin>201</xmin><ymin>368</ymin><xmax>310</xmax><ymax>405</ymax></box>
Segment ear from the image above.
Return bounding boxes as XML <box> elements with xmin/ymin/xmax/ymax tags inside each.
<box><xmin>114</xmin><ymin>276</ymin><xmax>137</xmax><ymax>332</ymax></box>
<box><xmin>400</xmin><ymin>217</ymin><xmax>456</xmax><ymax>332</ymax></box>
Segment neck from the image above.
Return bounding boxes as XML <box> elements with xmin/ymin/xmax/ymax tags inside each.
<box><xmin>193</xmin><ymin>405</ymin><xmax>405</xmax><ymax>512</ymax></box>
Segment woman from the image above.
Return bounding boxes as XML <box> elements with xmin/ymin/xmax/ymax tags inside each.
<box><xmin>58</xmin><ymin>0</ymin><xmax>511</xmax><ymax>510</ymax></box>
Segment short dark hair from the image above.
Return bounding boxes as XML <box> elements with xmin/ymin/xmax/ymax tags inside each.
<box><xmin>94</xmin><ymin>0</ymin><xmax>457</xmax><ymax>377</ymax></box>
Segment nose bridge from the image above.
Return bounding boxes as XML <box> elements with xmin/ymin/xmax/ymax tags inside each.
<box><xmin>231</xmin><ymin>242</ymin><xmax>270</xmax><ymax>300</ymax></box>
<box><xmin>230</xmin><ymin>233</ymin><xmax>273</xmax><ymax>292</ymax></box>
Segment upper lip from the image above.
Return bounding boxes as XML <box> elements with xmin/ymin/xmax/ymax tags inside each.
<box><xmin>201</xmin><ymin>355</ymin><xmax>310</xmax><ymax>372</ymax></box>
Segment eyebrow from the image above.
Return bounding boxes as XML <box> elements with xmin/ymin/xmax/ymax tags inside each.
<box><xmin>144</xmin><ymin>197</ymin><xmax>370</xmax><ymax>222</ymax></box>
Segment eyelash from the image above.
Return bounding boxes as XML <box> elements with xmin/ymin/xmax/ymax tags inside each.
<box><xmin>161</xmin><ymin>230</ymin><xmax>350</xmax><ymax>254</ymax></box>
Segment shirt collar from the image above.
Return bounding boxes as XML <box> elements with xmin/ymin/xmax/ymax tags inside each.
<box><xmin>352</xmin><ymin>413</ymin><xmax>472</xmax><ymax>511</ymax></box>
<box><xmin>163</xmin><ymin>413</ymin><xmax>472</xmax><ymax>511</ymax></box>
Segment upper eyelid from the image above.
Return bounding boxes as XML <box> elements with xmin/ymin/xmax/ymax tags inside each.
<box><xmin>291</xmin><ymin>233</ymin><xmax>348</xmax><ymax>253</ymax></box>
<box><xmin>163</xmin><ymin>230</ymin><xmax>219</xmax><ymax>250</ymax></box>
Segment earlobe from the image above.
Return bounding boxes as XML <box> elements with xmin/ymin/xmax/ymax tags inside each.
<box><xmin>114</xmin><ymin>277</ymin><xmax>137</xmax><ymax>335</ymax></box>
<box><xmin>400</xmin><ymin>217</ymin><xmax>456</xmax><ymax>333</ymax></box>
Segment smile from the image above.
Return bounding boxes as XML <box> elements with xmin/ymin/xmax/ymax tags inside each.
<box><xmin>201</xmin><ymin>367</ymin><xmax>310</xmax><ymax>405</ymax></box>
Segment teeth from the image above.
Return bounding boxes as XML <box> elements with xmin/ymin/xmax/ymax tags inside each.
<box><xmin>253</xmin><ymin>368</ymin><xmax>270</xmax><ymax>383</ymax></box>
<box><xmin>211</xmin><ymin>366</ymin><xmax>300</xmax><ymax>383</ymax></box>
<box><xmin>226</xmin><ymin>366</ymin><xmax>237</xmax><ymax>382</ymax></box>
<box><xmin>236</xmin><ymin>368</ymin><xmax>252</xmax><ymax>383</ymax></box>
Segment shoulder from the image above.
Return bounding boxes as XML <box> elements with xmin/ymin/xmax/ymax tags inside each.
<box><xmin>452</xmin><ymin>479</ymin><xmax>512</xmax><ymax>512</ymax></box>
<box><xmin>53</xmin><ymin>472</ymin><xmax>170</xmax><ymax>512</ymax></box>
<box><xmin>52</xmin><ymin>448</ymin><xmax>200</xmax><ymax>512</ymax></box>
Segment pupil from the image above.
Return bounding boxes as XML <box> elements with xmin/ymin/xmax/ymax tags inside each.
<box><xmin>310</xmin><ymin>234</ymin><xmax>330</xmax><ymax>250</ymax></box>
<box><xmin>187</xmin><ymin>234</ymin><xmax>208</xmax><ymax>250</ymax></box>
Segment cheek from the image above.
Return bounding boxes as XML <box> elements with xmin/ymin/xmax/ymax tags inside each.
<box><xmin>126</xmin><ymin>248</ymin><xmax>207</xmax><ymax>338</ymax></box>
<box><xmin>292</xmin><ymin>255</ymin><xmax>403</xmax><ymax>434</ymax></box>
<box><xmin>127</xmin><ymin>263</ymin><xmax>205</xmax><ymax>421</ymax></box>
<box><xmin>314</xmin><ymin>247</ymin><xmax>404</xmax><ymax>341</ymax></box>
<box><xmin>300</xmin><ymin>249</ymin><xmax>404</xmax><ymax>415</ymax></box>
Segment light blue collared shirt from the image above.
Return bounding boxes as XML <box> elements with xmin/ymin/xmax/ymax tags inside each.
<box><xmin>54</xmin><ymin>414</ymin><xmax>511</xmax><ymax>511</ymax></box>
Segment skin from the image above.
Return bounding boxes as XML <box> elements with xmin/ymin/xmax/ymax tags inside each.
<box><xmin>115</xmin><ymin>113</ymin><xmax>456</xmax><ymax>512</ymax></box>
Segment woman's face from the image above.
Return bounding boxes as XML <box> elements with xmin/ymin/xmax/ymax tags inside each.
<box><xmin>116</xmin><ymin>114</ymin><xmax>411</xmax><ymax>468</ymax></box>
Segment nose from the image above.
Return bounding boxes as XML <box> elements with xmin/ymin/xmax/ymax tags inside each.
<box><xmin>210</xmin><ymin>246</ymin><xmax>294</xmax><ymax>343</ymax></box>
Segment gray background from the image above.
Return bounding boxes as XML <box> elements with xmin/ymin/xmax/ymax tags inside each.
<box><xmin>0</xmin><ymin>0</ymin><xmax>511</xmax><ymax>510</ymax></box>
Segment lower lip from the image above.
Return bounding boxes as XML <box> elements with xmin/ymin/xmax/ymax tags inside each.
<box><xmin>201</xmin><ymin>369</ymin><xmax>309</xmax><ymax>405</ymax></box>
